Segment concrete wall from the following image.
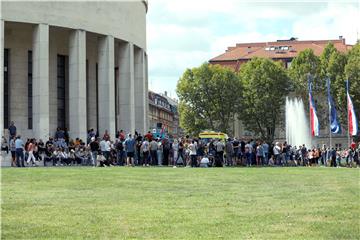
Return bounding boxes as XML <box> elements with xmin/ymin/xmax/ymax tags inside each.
<box><xmin>4</xmin><ymin>22</ymin><xmax>33</xmax><ymax>139</ymax></box>
<box><xmin>1</xmin><ymin>1</ymin><xmax>148</xmax><ymax>140</ymax></box>
<box><xmin>2</xmin><ymin>1</ymin><xmax>147</xmax><ymax>50</ymax></box>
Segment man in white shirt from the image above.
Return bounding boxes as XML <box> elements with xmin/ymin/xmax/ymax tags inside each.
<box><xmin>100</xmin><ymin>138</ymin><xmax>111</xmax><ymax>162</ymax></box>
<box><xmin>273</xmin><ymin>142</ymin><xmax>281</xmax><ymax>165</ymax></box>
<box><xmin>189</xmin><ymin>140</ymin><xmax>197</xmax><ymax>167</ymax></box>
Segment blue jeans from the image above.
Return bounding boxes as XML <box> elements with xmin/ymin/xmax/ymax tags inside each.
<box><xmin>246</xmin><ymin>152</ymin><xmax>251</xmax><ymax>166</ymax></box>
<box><xmin>91</xmin><ymin>151</ymin><xmax>98</xmax><ymax>166</ymax></box>
<box><xmin>117</xmin><ymin>150</ymin><xmax>125</xmax><ymax>166</ymax></box>
<box><xmin>264</xmin><ymin>153</ymin><xmax>269</xmax><ymax>165</ymax></box>
<box><xmin>16</xmin><ymin>148</ymin><xmax>25</xmax><ymax>167</ymax></box>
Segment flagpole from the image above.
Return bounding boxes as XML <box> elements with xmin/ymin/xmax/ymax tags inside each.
<box><xmin>346</xmin><ymin>80</ymin><xmax>351</xmax><ymax>148</ymax></box>
<box><xmin>327</xmin><ymin>78</ymin><xmax>332</xmax><ymax>149</ymax></box>
<box><xmin>308</xmin><ymin>74</ymin><xmax>312</xmax><ymax>147</ymax></box>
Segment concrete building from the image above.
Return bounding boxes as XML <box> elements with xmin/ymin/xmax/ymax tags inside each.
<box><xmin>0</xmin><ymin>1</ymin><xmax>149</xmax><ymax>142</ymax></box>
<box><xmin>148</xmin><ymin>91</ymin><xmax>181</xmax><ymax>138</ymax></box>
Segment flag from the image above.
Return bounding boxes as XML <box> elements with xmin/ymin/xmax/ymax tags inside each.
<box><xmin>347</xmin><ymin>80</ymin><xmax>358</xmax><ymax>136</ymax></box>
<box><xmin>309</xmin><ymin>77</ymin><xmax>320</xmax><ymax>136</ymax></box>
<box><xmin>326</xmin><ymin>78</ymin><xmax>341</xmax><ymax>134</ymax></box>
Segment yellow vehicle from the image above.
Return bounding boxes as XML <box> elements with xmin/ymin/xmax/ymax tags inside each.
<box><xmin>199</xmin><ymin>131</ymin><xmax>228</xmax><ymax>143</ymax></box>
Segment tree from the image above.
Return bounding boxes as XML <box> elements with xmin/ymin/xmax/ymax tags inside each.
<box><xmin>238</xmin><ymin>58</ymin><xmax>290</xmax><ymax>142</ymax></box>
<box><xmin>176</xmin><ymin>63</ymin><xmax>241</xmax><ymax>136</ymax></box>
<box><xmin>344</xmin><ymin>43</ymin><xmax>360</xmax><ymax>128</ymax></box>
<box><xmin>288</xmin><ymin>48</ymin><xmax>321</xmax><ymax>100</ymax></box>
<box><xmin>320</xmin><ymin>43</ymin><xmax>348</xmax><ymax>125</ymax></box>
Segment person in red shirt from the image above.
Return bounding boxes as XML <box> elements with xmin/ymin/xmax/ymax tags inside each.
<box><xmin>144</xmin><ymin>131</ymin><xmax>153</xmax><ymax>142</ymax></box>
<box><xmin>350</xmin><ymin>140</ymin><xmax>356</xmax><ymax>150</ymax></box>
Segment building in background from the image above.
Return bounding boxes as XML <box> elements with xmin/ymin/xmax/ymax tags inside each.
<box><xmin>148</xmin><ymin>91</ymin><xmax>181</xmax><ymax>138</ymax></box>
<box><xmin>209</xmin><ymin>37</ymin><xmax>352</xmax><ymax>147</ymax></box>
<box><xmin>210</xmin><ymin>37</ymin><xmax>350</xmax><ymax>71</ymax></box>
<box><xmin>1</xmin><ymin>1</ymin><xmax>149</xmax><ymax>142</ymax></box>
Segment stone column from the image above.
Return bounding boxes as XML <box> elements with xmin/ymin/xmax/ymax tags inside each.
<box><xmin>134</xmin><ymin>48</ymin><xmax>147</xmax><ymax>134</ymax></box>
<box><xmin>32</xmin><ymin>23</ymin><xmax>50</xmax><ymax>140</ymax></box>
<box><xmin>98</xmin><ymin>35</ymin><xmax>115</xmax><ymax>139</ymax></box>
<box><xmin>0</xmin><ymin>20</ymin><xmax>4</xmax><ymax>142</ymax></box>
<box><xmin>117</xmin><ymin>42</ymin><xmax>135</xmax><ymax>135</ymax></box>
<box><xmin>69</xmin><ymin>29</ymin><xmax>87</xmax><ymax>141</ymax></box>
<box><xmin>144</xmin><ymin>52</ymin><xmax>149</xmax><ymax>132</ymax></box>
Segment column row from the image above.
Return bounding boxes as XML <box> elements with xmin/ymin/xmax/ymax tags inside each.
<box><xmin>25</xmin><ymin>24</ymin><xmax>148</xmax><ymax>141</ymax></box>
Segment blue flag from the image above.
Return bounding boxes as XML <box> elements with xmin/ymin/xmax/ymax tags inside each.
<box><xmin>327</xmin><ymin>78</ymin><xmax>341</xmax><ymax>134</ymax></box>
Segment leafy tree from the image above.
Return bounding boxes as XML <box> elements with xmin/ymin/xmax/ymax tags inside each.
<box><xmin>238</xmin><ymin>58</ymin><xmax>290</xmax><ymax>142</ymax></box>
<box><xmin>320</xmin><ymin>43</ymin><xmax>348</xmax><ymax>125</ymax></box>
<box><xmin>288</xmin><ymin>49</ymin><xmax>321</xmax><ymax>100</ymax></box>
<box><xmin>344</xmin><ymin>43</ymin><xmax>360</xmax><ymax>127</ymax></box>
<box><xmin>176</xmin><ymin>63</ymin><xmax>241</xmax><ymax>136</ymax></box>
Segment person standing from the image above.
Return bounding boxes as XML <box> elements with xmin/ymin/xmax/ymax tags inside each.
<box><xmin>215</xmin><ymin>139</ymin><xmax>225</xmax><ymax>167</ymax></box>
<box><xmin>124</xmin><ymin>134</ymin><xmax>136</xmax><ymax>166</ymax></box>
<box><xmin>162</xmin><ymin>138</ymin><xmax>170</xmax><ymax>166</ymax></box>
<box><xmin>100</xmin><ymin>137</ymin><xmax>111</xmax><ymax>162</ymax></box>
<box><xmin>150</xmin><ymin>138</ymin><xmax>158</xmax><ymax>166</ymax></box>
<box><xmin>15</xmin><ymin>135</ymin><xmax>25</xmax><ymax>167</ymax></box>
<box><xmin>225</xmin><ymin>138</ymin><xmax>234</xmax><ymax>166</ymax></box>
<box><xmin>262</xmin><ymin>141</ymin><xmax>269</xmax><ymax>165</ymax></box>
<box><xmin>9</xmin><ymin>136</ymin><xmax>16</xmax><ymax>167</ymax></box>
<box><xmin>157</xmin><ymin>139</ymin><xmax>163</xmax><ymax>166</ymax></box>
<box><xmin>189</xmin><ymin>140</ymin><xmax>197</xmax><ymax>167</ymax></box>
<box><xmin>141</xmin><ymin>138</ymin><xmax>150</xmax><ymax>166</ymax></box>
<box><xmin>256</xmin><ymin>142</ymin><xmax>264</xmax><ymax>166</ymax></box>
<box><xmin>273</xmin><ymin>142</ymin><xmax>281</xmax><ymax>166</ymax></box>
<box><xmin>26</xmin><ymin>139</ymin><xmax>37</xmax><ymax>166</ymax></box>
<box><xmin>89</xmin><ymin>137</ymin><xmax>99</xmax><ymax>167</ymax></box>
<box><xmin>8</xmin><ymin>121</ymin><xmax>17</xmax><ymax>143</ymax></box>
<box><xmin>232</xmin><ymin>138</ymin><xmax>240</xmax><ymax>165</ymax></box>
<box><xmin>245</xmin><ymin>141</ymin><xmax>253</xmax><ymax>167</ymax></box>
<box><xmin>115</xmin><ymin>138</ymin><xmax>125</xmax><ymax>166</ymax></box>
<box><xmin>172</xmin><ymin>139</ymin><xmax>179</xmax><ymax>166</ymax></box>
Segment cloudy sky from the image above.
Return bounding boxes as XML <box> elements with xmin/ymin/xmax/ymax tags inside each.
<box><xmin>146</xmin><ymin>0</ymin><xmax>360</xmax><ymax>98</ymax></box>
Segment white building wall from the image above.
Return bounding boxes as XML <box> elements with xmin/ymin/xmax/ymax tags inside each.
<box><xmin>86</xmin><ymin>33</ymin><xmax>98</xmax><ymax>132</ymax></box>
<box><xmin>4</xmin><ymin>22</ymin><xmax>33</xmax><ymax>139</ymax></box>
<box><xmin>2</xmin><ymin>1</ymin><xmax>147</xmax><ymax>50</ymax></box>
<box><xmin>1</xmin><ymin>1</ymin><xmax>148</xmax><ymax>141</ymax></box>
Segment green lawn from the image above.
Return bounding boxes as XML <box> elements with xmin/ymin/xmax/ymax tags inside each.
<box><xmin>1</xmin><ymin>167</ymin><xmax>359</xmax><ymax>239</ymax></box>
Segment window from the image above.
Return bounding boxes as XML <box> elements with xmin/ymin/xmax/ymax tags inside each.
<box><xmin>28</xmin><ymin>51</ymin><xmax>33</xmax><ymax>129</ymax></box>
<box><xmin>57</xmin><ymin>55</ymin><xmax>66</xmax><ymax>129</ymax></box>
<box><xmin>286</xmin><ymin>61</ymin><xmax>292</xmax><ymax>69</ymax></box>
<box><xmin>4</xmin><ymin>49</ymin><xmax>9</xmax><ymax>129</ymax></box>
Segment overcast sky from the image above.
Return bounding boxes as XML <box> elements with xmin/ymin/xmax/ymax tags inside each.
<box><xmin>146</xmin><ymin>0</ymin><xmax>360</xmax><ymax>98</ymax></box>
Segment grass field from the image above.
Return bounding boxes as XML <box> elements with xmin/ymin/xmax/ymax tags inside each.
<box><xmin>1</xmin><ymin>167</ymin><xmax>359</xmax><ymax>239</ymax></box>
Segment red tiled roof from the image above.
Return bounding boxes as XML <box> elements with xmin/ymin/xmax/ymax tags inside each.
<box><xmin>210</xmin><ymin>39</ymin><xmax>350</xmax><ymax>62</ymax></box>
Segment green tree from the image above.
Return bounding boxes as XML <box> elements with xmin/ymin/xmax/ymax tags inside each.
<box><xmin>344</xmin><ymin>43</ymin><xmax>360</xmax><ymax>126</ymax></box>
<box><xmin>320</xmin><ymin>43</ymin><xmax>348</xmax><ymax>125</ymax></box>
<box><xmin>176</xmin><ymin>63</ymin><xmax>241</xmax><ymax>136</ymax></box>
<box><xmin>288</xmin><ymin>48</ymin><xmax>321</xmax><ymax>100</ymax></box>
<box><xmin>238</xmin><ymin>58</ymin><xmax>289</xmax><ymax>142</ymax></box>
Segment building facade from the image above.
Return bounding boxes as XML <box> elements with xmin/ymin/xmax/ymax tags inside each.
<box><xmin>209</xmin><ymin>37</ymin><xmax>351</xmax><ymax>71</ymax></box>
<box><xmin>148</xmin><ymin>91</ymin><xmax>181</xmax><ymax>138</ymax></box>
<box><xmin>210</xmin><ymin>37</ymin><xmax>353</xmax><ymax>147</ymax></box>
<box><xmin>0</xmin><ymin>1</ymin><xmax>149</xmax><ymax>142</ymax></box>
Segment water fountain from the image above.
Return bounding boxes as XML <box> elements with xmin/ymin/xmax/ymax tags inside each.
<box><xmin>285</xmin><ymin>97</ymin><xmax>312</xmax><ymax>148</ymax></box>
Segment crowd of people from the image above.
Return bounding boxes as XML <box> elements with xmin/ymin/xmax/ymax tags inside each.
<box><xmin>1</xmin><ymin>123</ymin><xmax>359</xmax><ymax>168</ymax></box>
